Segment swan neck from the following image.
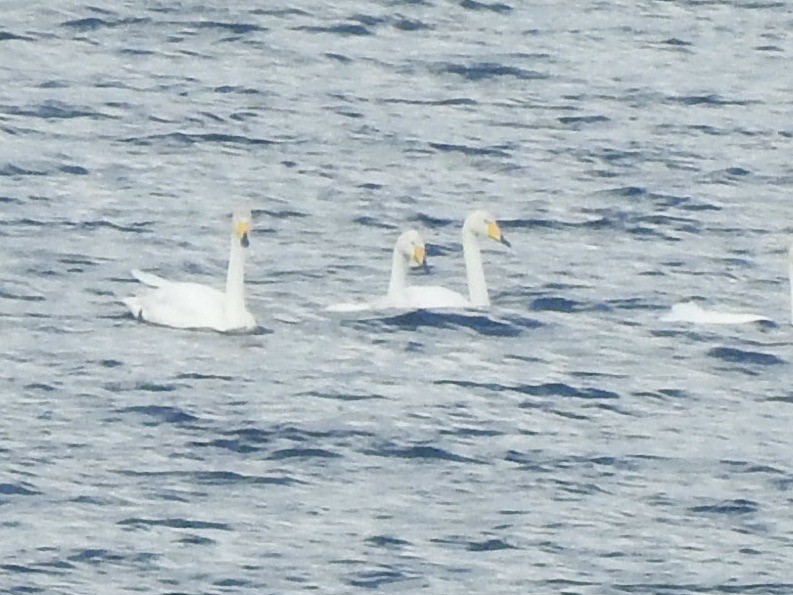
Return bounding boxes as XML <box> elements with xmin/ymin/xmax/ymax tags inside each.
<box><xmin>463</xmin><ymin>229</ymin><xmax>489</xmax><ymax>307</ymax></box>
<box><xmin>388</xmin><ymin>246</ymin><xmax>409</xmax><ymax>298</ymax></box>
<box><xmin>225</xmin><ymin>236</ymin><xmax>247</xmax><ymax>316</ymax></box>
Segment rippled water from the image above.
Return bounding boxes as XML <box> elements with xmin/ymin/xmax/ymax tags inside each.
<box><xmin>2</xmin><ymin>1</ymin><xmax>793</xmax><ymax>592</ymax></box>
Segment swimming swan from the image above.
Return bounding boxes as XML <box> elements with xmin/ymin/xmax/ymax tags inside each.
<box><xmin>660</xmin><ymin>247</ymin><xmax>793</xmax><ymax>325</ymax></box>
<box><xmin>327</xmin><ymin>229</ymin><xmax>428</xmax><ymax>311</ymax></box>
<box><xmin>122</xmin><ymin>208</ymin><xmax>256</xmax><ymax>332</ymax></box>
<box><xmin>405</xmin><ymin>209</ymin><xmax>510</xmax><ymax>309</ymax></box>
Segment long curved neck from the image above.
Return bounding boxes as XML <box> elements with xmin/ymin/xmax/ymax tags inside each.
<box><xmin>224</xmin><ymin>236</ymin><xmax>247</xmax><ymax>316</ymax></box>
<box><xmin>463</xmin><ymin>229</ymin><xmax>489</xmax><ymax>307</ymax></box>
<box><xmin>388</xmin><ymin>247</ymin><xmax>409</xmax><ymax>298</ymax></box>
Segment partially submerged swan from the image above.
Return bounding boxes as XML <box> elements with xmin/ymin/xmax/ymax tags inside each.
<box><xmin>123</xmin><ymin>208</ymin><xmax>256</xmax><ymax>332</ymax></box>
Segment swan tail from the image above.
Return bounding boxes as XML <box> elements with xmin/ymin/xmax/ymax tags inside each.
<box><xmin>131</xmin><ymin>269</ymin><xmax>169</xmax><ymax>287</ymax></box>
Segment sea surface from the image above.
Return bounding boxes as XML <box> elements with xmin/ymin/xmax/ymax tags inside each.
<box><xmin>2</xmin><ymin>1</ymin><xmax>793</xmax><ymax>593</ymax></box>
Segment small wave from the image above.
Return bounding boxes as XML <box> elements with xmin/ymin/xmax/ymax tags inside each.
<box><xmin>268</xmin><ymin>448</ymin><xmax>341</xmax><ymax>460</ymax></box>
<box><xmin>429</xmin><ymin>142</ymin><xmax>511</xmax><ymax>158</ymax></box>
<box><xmin>707</xmin><ymin>347</ymin><xmax>783</xmax><ymax>366</ymax></box>
<box><xmin>294</xmin><ymin>24</ymin><xmax>373</xmax><ymax>36</ymax></box>
<box><xmin>466</xmin><ymin>538</ymin><xmax>516</xmax><ymax>551</ymax></box>
<box><xmin>0</xmin><ymin>483</ymin><xmax>41</xmax><ymax>496</ymax></box>
<box><xmin>437</xmin><ymin>61</ymin><xmax>547</xmax><ymax>81</ymax></box>
<box><xmin>343</xmin><ymin>310</ymin><xmax>526</xmax><ymax>337</ymax></box>
<box><xmin>115</xmin><ymin>404</ymin><xmax>200</xmax><ymax>425</ymax></box>
<box><xmin>460</xmin><ymin>0</ymin><xmax>513</xmax><ymax>13</ymax></box>
<box><xmin>688</xmin><ymin>498</ymin><xmax>759</xmax><ymax>516</ymax></box>
<box><xmin>122</xmin><ymin>132</ymin><xmax>274</xmax><ymax>147</ymax></box>
<box><xmin>118</xmin><ymin>517</ymin><xmax>232</xmax><ymax>531</ymax></box>
<box><xmin>368</xmin><ymin>443</ymin><xmax>478</xmax><ymax>463</ymax></box>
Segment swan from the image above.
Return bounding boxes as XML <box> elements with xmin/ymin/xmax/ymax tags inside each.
<box><xmin>327</xmin><ymin>229</ymin><xmax>429</xmax><ymax>312</ymax></box>
<box><xmin>405</xmin><ymin>209</ymin><xmax>510</xmax><ymax>309</ymax></box>
<box><xmin>122</xmin><ymin>208</ymin><xmax>256</xmax><ymax>332</ymax></box>
<box><xmin>661</xmin><ymin>301</ymin><xmax>769</xmax><ymax>325</ymax></box>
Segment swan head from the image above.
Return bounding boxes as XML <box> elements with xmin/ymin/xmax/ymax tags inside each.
<box><xmin>464</xmin><ymin>210</ymin><xmax>511</xmax><ymax>247</ymax></box>
<box><xmin>232</xmin><ymin>207</ymin><xmax>252</xmax><ymax>248</ymax></box>
<box><xmin>395</xmin><ymin>229</ymin><xmax>427</xmax><ymax>270</ymax></box>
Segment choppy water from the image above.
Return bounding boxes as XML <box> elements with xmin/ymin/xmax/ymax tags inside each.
<box><xmin>2</xmin><ymin>1</ymin><xmax>793</xmax><ymax>592</ymax></box>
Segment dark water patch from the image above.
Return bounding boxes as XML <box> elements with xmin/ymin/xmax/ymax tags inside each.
<box><xmin>175</xmin><ymin>372</ymin><xmax>234</xmax><ymax>380</ymax></box>
<box><xmin>123</xmin><ymin>132</ymin><xmax>274</xmax><ymax>147</ymax></box>
<box><xmin>189</xmin><ymin>21</ymin><xmax>265</xmax><ymax>34</ymax></box>
<box><xmin>667</xmin><ymin>94</ymin><xmax>754</xmax><ymax>107</ymax></box>
<box><xmin>410</xmin><ymin>212</ymin><xmax>456</xmax><ymax>228</ymax></box>
<box><xmin>116</xmin><ymin>405</ymin><xmax>199</xmax><ymax>425</ymax></box>
<box><xmin>558</xmin><ymin>115</ymin><xmax>610</xmax><ymax>127</ymax></box>
<box><xmin>531</xmin><ymin>297</ymin><xmax>586</xmax><ymax>313</ymax></box>
<box><xmin>439</xmin><ymin>426</ymin><xmax>504</xmax><ymax>438</ymax></box>
<box><xmin>214</xmin><ymin>85</ymin><xmax>260</xmax><ymax>94</ymax></box>
<box><xmin>0</xmin><ymin>164</ymin><xmax>46</xmax><ymax>176</ymax></box>
<box><xmin>59</xmin><ymin>165</ymin><xmax>90</xmax><ymax>175</ymax></box>
<box><xmin>353</xmin><ymin>216</ymin><xmax>397</xmax><ymax>230</ymax></box>
<box><xmin>347</xmin><ymin>567</ymin><xmax>413</xmax><ymax>588</ymax></box>
<box><xmin>345</xmin><ymin>310</ymin><xmax>524</xmax><ymax>337</ymax></box>
<box><xmin>429</xmin><ymin>142</ymin><xmax>511</xmax><ymax>158</ymax></box>
<box><xmin>255</xmin><ymin>208</ymin><xmax>309</xmax><ymax>219</ymax></box>
<box><xmin>689</xmin><ymin>499</ymin><xmax>759</xmax><ymax>516</ymax></box>
<box><xmin>302</xmin><ymin>390</ymin><xmax>386</xmax><ymax>401</ymax></box>
<box><xmin>369</xmin><ymin>443</ymin><xmax>478</xmax><ymax>463</ymax></box>
<box><xmin>394</xmin><ymin>18</ymin><xmax>432</xmax><ymax>31</ymax></box>
<box><xmin>295</xmin><ymin>24</ymin><xmax>374</xmax><ymax>36</ymax></box>
<box><xmin>62</xmin><ymin>17</ymin><xmax>150</xmax><ymax>31</ymax></box>
<box><xmin>67</xmin><ymin>549</ymin><xmax>123</xmax><ymax>564</ymax></box>
<box><xmin>383</xmin><ymin>97</ymin><xmax>477</xmax><ymax>107</ymax></box>
<box><xmin>118</xmin><ymin>517</ymin><xmax>232</xmax><ymax>531</ymax></box>
<box><xmin>616</xmin><ymin>582</ymin><xmax>793</xmax><ymax>594</ymax></box>
<box><xmin>179</xmin><ymin>534</ymin><xmax>215</xmax><ymax>545</ymax></box>
<box><xmin>324</xmin><ymin>52</ymin><xmax>352</xmax><ymax>63</ymax></box>
<box><xmin>0</xmin><ymin>483</ymin><xmax>41</xmax><ymax>496</ymax></box>
<box><xmin>365</xmin><ymin>535</ymin><xmax>411</xmax><ymax>548</ymax></box>
<box><xmin>0</xmin><ymin>195</ymin><xmax>21</xmax><ymax>203</ymax></box>
<box><xmin>192</xmin><ymin>471</ymin><xmax>298</xmax><ymax>486</ymax></box>
<box><xmin>460</xmin><ymin>0</ymin><xmax>513</xmax><ymax>13</ymax></box>
<box><xmin>437</xmin><ymin>379</ymin><xmax>619</xmax><ymax>401</ymax></box>
<box><xmin>720</xmin><ymin>460</ymin><xmax>784</xmax><ymax>475</ymax></box>
<box><xmin>466</xmin><ymin>538</ymin><xmax>516</xmax><ymax>551</ymax></box>
<box><xmin>9</xmin><ymin>100</ymin><xmax>113</xmax><ymax>120</ymax></box>
<box><xmin>269</xmin><ymin>448</ymin><xmax>341</xmax><ymax>460</ymax></box>
<box><xmin>438</xmin><ymin>62</ymin><xmax>546</xmax><ymax>81</ymax></box>
<box><xmin>191</xmin><ymin>438</ymin><xmax>261</xmax><ymax>454</ymax></box>
<box><xmin>24</xmin><ymin>383</ymin><xmax>57</xmax><ymax>393</ymax></box>
<box><xmin>663</xmin><ymin>37</ymin><xmax>693</xmax><ymax>47</ymax></box>
<box><xmin>0</xmin><ymin>289</ymin><xmax>45</xmax><ymax>302</ymax></box>
<box><xmin>0</xmin><ymin>31</ymin><xmax>32</xmax><ymax>42</ymax></box>
<box><xmin>707</xmin><ymin>347</ymin><xmax>783</xmax><ymax>366</ymax></box>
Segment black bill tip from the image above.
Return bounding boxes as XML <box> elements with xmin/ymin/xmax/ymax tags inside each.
<box><xmin>500</xmin><ymin>236</ymin><xmax>511</xmax><ymax>248</ymax></box>
<box><xmin>241</xmin><ymin>233</ymin><xmax>250</xmax><ymax>248</ymax></box>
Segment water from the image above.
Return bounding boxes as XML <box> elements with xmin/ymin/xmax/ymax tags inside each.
<box><xmin>2</xmin><ymin>1</ymin><xmax>793</xmax><ymax>592</ymax></box>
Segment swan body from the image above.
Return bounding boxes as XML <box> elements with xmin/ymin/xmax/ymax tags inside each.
<box><xmin>415</xmin><ymin>210</ymin><xmax>510</xmax><ymax>309</ymax></box>
<box><xmin>123</xmin><ymin>208</ymin><xmax>256</xmax><ymax>332</ymax></box>
<box><xmin>661</xmin><ymin>302</ymin><xmax>769</xmax><ymax>325</ymax></box>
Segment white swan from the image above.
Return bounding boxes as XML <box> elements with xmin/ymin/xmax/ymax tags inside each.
<box><xmin>405</xmin><ymin>209</ymin><xmax>510</xmax><ymax>309</ymax></box>
<box><xmin>661</xmin><ymin>302</ymin><xmax>769</xmax><ymax>325</ymax></box>
<box><xmin>123</xmin><ymin>208</ymin><xmax>256</xmax><ymax>332</ymax></box>
<box><xmin>328</xmin><ymin>229</ymin><xmax>428</xmax><ymax>312</ymax></box>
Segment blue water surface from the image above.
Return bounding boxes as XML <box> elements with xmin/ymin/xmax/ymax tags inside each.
<box><xmin>2</xmin><ymin>1</ymin><xmax>793</xmax><ymax>593</ymax></box>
